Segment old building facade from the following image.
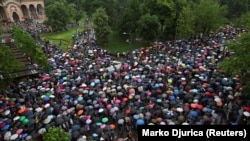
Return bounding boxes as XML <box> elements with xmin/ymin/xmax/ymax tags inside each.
<box><xmin>0</xmin><ymin>0</ymin><xmax>46</xmax><ymax>22</ymax></box>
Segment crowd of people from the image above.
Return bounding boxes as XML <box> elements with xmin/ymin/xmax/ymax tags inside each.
<box><xmin>0</xmin><ymin>25</ymin><xmax>250</xmax><ymax>141</ymax></box>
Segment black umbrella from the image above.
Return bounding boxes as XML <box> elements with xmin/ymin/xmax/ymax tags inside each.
<box><xmin>55</xmin><ymin>117</ymin><xmax>64</xmax><ymax>125</ymax></box>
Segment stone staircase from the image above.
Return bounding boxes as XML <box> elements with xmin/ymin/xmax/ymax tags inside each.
<box><xmin>7</xmin><ymin>43</ymin><xmax>42</xmax><ymax>78</ymax></box>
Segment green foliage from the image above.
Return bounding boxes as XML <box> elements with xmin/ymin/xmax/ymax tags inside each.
<box><xmin>137</xmin><ymin>14</ymin><xmax>160</xmax><ymax>41</ymax></box>
<box><xmin>193</xmin><ymin>0</ymin><xmax>228</xmax><ymax>33</ymax></box>
<box><xmin>42</xmin><ymin>126</ymin><xmax>70</xmax><ymax>141</ymax></box>
<box><xmin>12</xmin><ymin>26</ymin><xmax>51</xmax><ymax>72</ymax></box>
<box><xmin>118</xmin><ymin>0</ymin><xmax>143</xmax><ymax>38</ymax></box>
<box><xmin>176</xmin><ymin>3</ymin><xmax>195</xmax><ymax>39</ymax></box>
<box><xmin>219</xmin><ymin>32</ymin><xmax>250</xmax><ymax>75</ymax></box>
<box><xmin>92</xmin><ymin>7</ymin><xmax>111</xmax><ymax>45</ymax></box>
<box><xmin>45</xmin><ymin>0</ymin><xmax>73</xmax><ymax>31</ymax></box>
<box><xmin>237</xmin><ymin>12</ymin><xmax>250</xmax><ymax>29</ymax></box>
<box><xmin>0</xmin><ymin>45</ymin><xmax>24</xmax><ymax>90</ymax></box>
<box><xmin>219</xmin><ymin>32</ymin><xmax>250</xmax><ymax>96</ymax></box>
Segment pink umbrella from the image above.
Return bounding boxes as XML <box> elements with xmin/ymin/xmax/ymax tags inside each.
<box><xmin>146</xmin><ymin>91</ymin><xmax>152</xmax><ymax>96</ymax></box>
<box><xmin>106</xmin><ymin>104</ymin><xmax>112</xmax><ymax>109</ymax></box>
<box><xmin>16</xmin><ymin>128</ymin><xmax>23</xmax><ymax>135</ymax></box>
<box><xmin>100</xmin><ymin>124</ymin><xmax>106</xmax><ymax>129</ymax></box>
<box><xmin>115</xmin><ymin>99</ymin><xmax>121</xmax><ymax>104</ymax></box>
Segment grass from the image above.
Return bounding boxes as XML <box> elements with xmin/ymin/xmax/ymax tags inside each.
<box><xmin>104</xmin><ymin>30</ymin><xmax>149</xmax><ymax>54</ymax></box>
<box><xmin>40</xmin><ymin>26</ymin><xmax>148</xmax><ymax>53</ymax></box>
<box><xmin>40</xmin><ymin>27</ymin><xmax>84</xmax><ymax>50</ymax></box>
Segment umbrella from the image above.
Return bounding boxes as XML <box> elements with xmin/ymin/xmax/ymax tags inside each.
<box><xmin>18</xmin><ymin>108</ymin><xmax>26</xmax><ymax>114</ymax></box>
<box><xmin>136</xmin><ymin>119</ymin><xmax>144</xmax><ymax>125</ymax></box>
<box><xmin>4</xmin><ymin>131</ymin><xmax>11</xmax><ymax>140</ymax></box>
<box><xmin>38</xmin><ymin>128</ymin><xmax>46</xmax><ymax>134</ymax></box>
<box><xmin>16</xmin><ymin>128</ymin><xmax>23</xmax><ymax>135</ymax></box>
<box><xmin>22</xmin><ymin>118</ymin><xmax>29</xmax><ymax>125</ymax></box>
<box><xmin>96</xmin><ymin>122</ymin><xmax>102</xmax><ymax>126</ymax></box>
<box><xmin>56</xmin><ymin>117</ymin><xmax>64</xmax><ymax>125</ymax></box>
<box><xmin>92</xmin><ymin>133</ymin><xmax>98</xmax><ymax>137</ymax></box>
<box><xmin>2</xmin><ymin>124</ymin><xmax>10</xmax><ymax>130</ymax></box>
<box><xmin>77</xmin><ymin>138</ymin><xmax>87</xmax><ymax>141</ymax></box>
<box><xmin>86</xmin><ymin>119</ymin><xmax>92</xmax><ymax>124</ymax></box>
<box><xmin>13</xmin><ymin>116</ymin><xmax>20</xmax><ymax>121</ymax></box>
<box><xmin>10</xmin><ymin>134</ymin><xmax>18</xmax><ymax>141</ymax></box>
<box><xmin>72</xmin><ymin>124</ymin><xmax>81</xmax><ymax>131</ymax></box>
<box><xmin>77</xmin><ymin>110</ymin><xmax>84</xmax><ymax>116</ymax></box>
<box><xmin>243</xmin><ymin>111</ymin><xmax>250</xmax><ymax>117</ymax></box>
<box><xmin>101</xmin><ymin>117</ymin><xmax>109</xmax><ymax>123</ymax></box>
<box><xmin>43</xmin><ymin>118</ymin><xmax>51</xmax><ymax>124</ymax></box>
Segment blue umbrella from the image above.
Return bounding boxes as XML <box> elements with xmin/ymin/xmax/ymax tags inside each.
<box><xmin>21</xmin><ymin>133</ymin><xmax>28</xmax><ymax>139</ymax></box>
<box><xmin>92</xmin><ymin>133</ymin><xmax>98</xmax><ymax>137</ymax></box>
<box><xmin>169</xmin><ymin>95</ymin><xmax>175</xmax><ymax>101</ymax></box>
<box><xmin>72</xmin><ymin>124</ymin><xmax>80</xmax><ymax>131</ymax></box>
<box><xmin>94</xmin><ymin>79</ymin><xmax>100</xmax><ymax>84</ymax></box>
<box><xmin>174</xmin><ymin>89</ymin><xmax>179</xmax><ymax>95</ymax></box>
<box><xmin>43</xmin><ymin>96</ymin><xmax>50</xmax><ymax>102</ymax></box>
<box><xmin>2</xmin><ymin>124</ymin><xmax>10</xmax><ymax>130</ymax></box>
<box><xmin>133</xmin><ymin>114</ymin><xmax>139</xmax><ymax>120</ymax></box>
<box><xmin>192</xmin><ymin>89</ymin><xmax>198</xmax><ymax>93</ymax></box>
<box><xmin>156</xmin><ymin>99</ymin><xmax>162</xmax><ymax>103</ymax></box>
<box><xmin>136</xmin><ymin>119</ymin><xmax>145</xmax><ymax>125</ymax></box>
<box><xmin>77</xmin><ymin>96</ymin><xmax>83</xmax><ymax>102</ymax></box>
<box><xmin>189</xmin><ymin>110</ymin><xmax>198</xmax><ymax>118</ymax></box>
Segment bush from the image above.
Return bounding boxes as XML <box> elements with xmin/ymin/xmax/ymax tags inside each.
<box><xmin>42</xmin><ymin>126</ymin><xmax>70</xmax><ymax>141</ymax></box>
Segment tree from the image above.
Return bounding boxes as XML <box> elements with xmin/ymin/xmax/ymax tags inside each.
<box><xmin>0</xmin><ymin>45</ymin><xmax>24</xmax><ymax>91</ymax></box>
<box><xmin>118</xmin><ymin>0</ymin><xmax>143</xmax><ymax>40</ymax></box>
<box><xmin>176</xmin><ymin>3</ymin><xmax>195</xmax><ymax>39</ymax></box>
<box><xmin>237</xmin><ymin>12</ymin><xmax>250</xmax><ymax>29</ymax></box>
<box><xmin>12</xmin><ymin>25</ymin><xmax>50</xmax><ymax>72</ymax></box>
<box><xmin>44</xmin><ymin>0</ymin><xmax>72</xmax><ymax>31</ymax></box>
<box><xmin>42</xmin><ymin>126</ymin><xmax>70</xmax><ymax>141</ymax></box>
<box><xmin>219</xmin><ymin>32</ymin><xmax>250</xmax><ymax>96</ymax></box>
<box><xmin>92</xmin><ymin>7</ymin><xmax>111</xmax><ymax>45</ymax></box>
<box><xmin>193</xmin><ymin>0</ymin><xmax>228</xmax><ymax>34</ymax></box>
<box><xmin>137</xmin><ymin>14</ymin><xmax>160</xmax><ymax>42</ymax></box>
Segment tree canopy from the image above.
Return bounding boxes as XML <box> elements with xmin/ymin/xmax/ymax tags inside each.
<box><xmin>12</xmin><ymin>26</ymin><xmax>50</xmax><ymax>72</ymax></box>
<box><xmin>42</xmin><ymin>126</ymin><xmax>70</xmax><ymax>141</ymax></box>
<box><xmin>92</xmin><ymin>7</ymin><xmax>111</xmax><ymax>45</ymax></box>
<box><xmin>219</xmin><ymin>31</ymin><xmax>250</xmax><ymax>96</ymax></box>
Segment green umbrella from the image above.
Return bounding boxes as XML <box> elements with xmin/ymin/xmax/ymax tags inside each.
<box><xmin>96</xmin><ymin>122</ymin><xmax>102</xmax><ymax>126</ymax></box>
<box><xmin>22</xmin><ymin>118</ymin><xmax>29</xmax><ymax>124</ymax></box>
<box><xmin>101</xmin><ymin>117</ymin><xmax>109</xmax><ymax>123</ymax></box>
<box><xmin>11</xmin><ymin>98</ymin><xmax>16</xmax><ymax>101</ymax></box>
<box><xmin>46</xmin><ymin>93</ymin><xmax>51</xmax><ymax>96</ymax></box>
<box><xmin>19</xmin><ymin>116</ymin><xmax>26</xmax><ymax>122</ymax></box>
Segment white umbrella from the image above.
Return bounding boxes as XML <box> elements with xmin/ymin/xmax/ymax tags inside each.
<box><xmin>176</xmin><ymin>107</ymin><xmax>183</xmax><ymax>113</ymax></box>
<box><xmin>118</xmin><ymin>119</ymin><xmax>124</xmax><ymax>125</ymax></box>
<box><xmin>10</xmin><ymin>134</ymin><xmax>18</xmax><ymax>140</ymax></box>
<box><xmin>13</xmin><ymin>116</ymin><xmax>20</xmax><ymax>121</ymax></box>
<box><xmin>44</xmin><ymin>103</ymin><xmax>50</xmax><ymax>108</ymax></box>
<box><xmin>4</xmin><ymin>110</ymin><xmax>10</xmax><ymax>116</ymax></box>
<box><xmin>25</xmin><ymin>136</ymin><xmax>32</xmax><ymax>140</ymax></box>
<box><xmin>86</xmin><ymin>119</ymin><xmax>92</xmax><ymax>124</ymax></box>
<box><xmin>4</xmin><ymin>131</ymin><xmax>11</xmax><ymax>141</ymax></box>
<box><xmin>43</xmin><ymin>118</ymin><xmax>51</xmax><ymax>124</ymax></box>
<box><xmin>38</xmin><ymin>128</ymin><xmax>46</xmax><ymax>134</ymax></box>
<box><xmin>35</xmin><ymin>107</ymin><xmax>43</xmax><ymax>112</ymax></box>
<box><xmin>98</xmin><ymin>108</ymin><xmax>104</xmax><ymax>113</ymax></box>
<box><xmin>243</xmin><ymin>111</ymin><xmax>250</xmax><ymax>117</ymax></box>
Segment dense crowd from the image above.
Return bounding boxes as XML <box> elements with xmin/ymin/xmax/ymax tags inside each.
<box><xmin>0</xmin><ymin>25</ymin><xmax>250</xmax><ymax>141</ymax></box>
